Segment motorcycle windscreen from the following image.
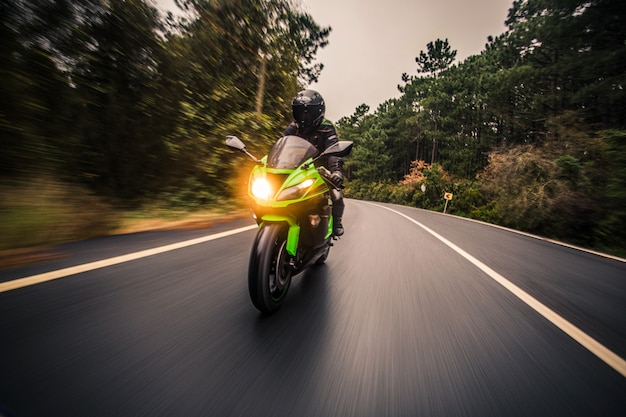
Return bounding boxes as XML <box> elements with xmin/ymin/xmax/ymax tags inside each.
<box><xmin>267</xmin><ymin>135</ymin><xmax>318</xmax><ymax>169</ymax></box>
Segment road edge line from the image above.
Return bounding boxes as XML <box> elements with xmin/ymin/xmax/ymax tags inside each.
<box><xmin>370</xmin><ymin>202</ymin><xmax>626</xmax><ymax>379</ymax></box>
<box><xmin>0</xmin><ymin>225</ymin><xmax>257</xmax><ymax>294</ymax></box>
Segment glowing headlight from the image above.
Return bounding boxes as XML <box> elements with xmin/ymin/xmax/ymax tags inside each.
<box><xmin>300</xmin><ymin>178</ymin><xmax>314</xmax><ymax>188</ymax></box>
<box><xmin>277</xmin><ymin>178</ymin><xmax>315</xmax><ymax>201</ymax></box>
<box><xmin>251</xmin><ymin>178</ymin><xmax>272</xmax><ymax>200</ymax></box>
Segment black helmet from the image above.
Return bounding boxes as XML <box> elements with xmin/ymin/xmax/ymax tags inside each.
<box><xmin>292</xmin><ymin>89</ymin><xmax>325</xmax><ymax>134</ymax></box>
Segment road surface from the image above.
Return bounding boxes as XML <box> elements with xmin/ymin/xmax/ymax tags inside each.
<box><xmin>1</xmin><ymin>200</ymin><xmax>625</xmax><ymax>416</ymax></box>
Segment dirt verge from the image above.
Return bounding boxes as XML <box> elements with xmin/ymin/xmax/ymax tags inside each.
<box><xmin>0</xmin><ymin>210</ymin><xmax>251</xmax><ymax>271</ymax></box>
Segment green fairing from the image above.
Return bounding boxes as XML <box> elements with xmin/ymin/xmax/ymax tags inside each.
<box><xmin>327</xmin><ymin>216</ymin><xmax>333</xmax><ymax>239</ymax></box>
<box><xmin>244</xmin><ymin>135</ymin><xmax>353</xmax><ymax>260</ymax></box>
<box><xmin>249</xmin><ymin>162</ymin><xmax>327</xmax><ymax>208</ymax></box>
<box><xmin>260</xmin><ymin>214</ymin><xmax>300</xmax><ymax>256</ymax></box>
<box><xmin>287</xmin><ymin>224</ymin><xmax>301</xmax><ymax>256</ymax></box>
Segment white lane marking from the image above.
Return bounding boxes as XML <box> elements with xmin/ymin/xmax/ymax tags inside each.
<box><xmin>370</xmin><ymin>202</ymin><xmax>626</xmax><ymax>379</ymax></box>
<box><xmin>0</xmin><ymin>225</ymin><xmax>257</xmax><ymax>294</ymax></box>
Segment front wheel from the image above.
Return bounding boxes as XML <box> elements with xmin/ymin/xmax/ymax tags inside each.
<box><xmin>248</xmin><ymin>223</ymin><xmax>293</xmax><ymax>314</ymax></box>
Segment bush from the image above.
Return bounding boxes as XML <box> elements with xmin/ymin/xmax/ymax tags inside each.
<box><xmin>0</xmin><ymin>178</ymin><xmax>119</xmax><ymax>250</ymax></box>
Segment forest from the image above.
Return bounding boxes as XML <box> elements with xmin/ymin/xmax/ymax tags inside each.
<box><xmin>1</xmin><ymin>0</ymin><xmax>625</xmax><ymax>256</ymax></box>
<box><xmin>338</xmin><ymin>0</ymin><xmax>626</xmax><ymax>256</ymax></box>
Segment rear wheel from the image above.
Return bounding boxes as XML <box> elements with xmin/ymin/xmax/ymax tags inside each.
<box><xmin>248</xmin><ymin>224</ymin><xmax>292</xmax><ymax>314</ymax></box>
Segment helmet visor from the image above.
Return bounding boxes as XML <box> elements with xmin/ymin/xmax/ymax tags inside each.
<box><xmin>293</xmin><ymin>106</ymin><xmax>316</xmax><ymax>130</ymax></box>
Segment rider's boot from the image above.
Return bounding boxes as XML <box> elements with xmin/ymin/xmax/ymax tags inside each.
<box><xmin>334</xmin><ymin>217</ymin><xmax>344</xmax><ymax>236</ymax></box>
<box><xmin>331</xmin><ymin>193</ymin><xmax>345</xmax><ymax>236</ymax></box>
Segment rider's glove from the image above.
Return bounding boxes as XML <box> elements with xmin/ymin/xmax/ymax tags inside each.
<box><xmin>329</xmin><ymin>171</ymin><xmax>344</xmax><ymax>188</ymax></box>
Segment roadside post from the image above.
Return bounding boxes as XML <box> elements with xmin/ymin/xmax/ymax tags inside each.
<box><xmin>443</xmin><ymin>192</ymin><xmax>453</xmax><ymax>213</ymax></box>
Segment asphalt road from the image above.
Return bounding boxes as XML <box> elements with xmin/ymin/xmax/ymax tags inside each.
<box><xmin>1</xmin><ymin>200</ymin><xmax>625</xmax><ymax>417</ymax></box>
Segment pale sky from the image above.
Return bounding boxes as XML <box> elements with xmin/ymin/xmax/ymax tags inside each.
<box><xmin>157</xmin><ymin>0</ymin><xmax>513</xmax><ymax>121</ymax></box>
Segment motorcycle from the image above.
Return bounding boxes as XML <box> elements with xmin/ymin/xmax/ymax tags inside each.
<box><xmin>225</xmin><ymin>135</ymin><xmax>353</xmax><ymax>314</ymax></box>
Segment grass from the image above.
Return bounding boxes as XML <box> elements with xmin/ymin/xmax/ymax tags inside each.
<box><xmin>0</xmin><ymin>178</ymin><xmax>249</xmax><ymax>255</ymax></box>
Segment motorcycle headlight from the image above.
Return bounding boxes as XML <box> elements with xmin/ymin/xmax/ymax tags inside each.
<box><xmin>251</xmin><ymin>178</ymin><xmax>272</xmax><ymax>200</ymax></box>
<box><xmin>277</xmin><ymin>178</ymin><xmax>314</xmax><ymax>201</ymax></box>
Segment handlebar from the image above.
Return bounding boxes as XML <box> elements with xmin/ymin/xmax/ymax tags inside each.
<box><xmin>316</xmin><ymin>166</ymin><xmax>344</xmax><ymax>190</ymax></box>
<box><xmin>317</xmin><ymin>166</ymin><xmax>332</xmax><ymax>178</ymax></box>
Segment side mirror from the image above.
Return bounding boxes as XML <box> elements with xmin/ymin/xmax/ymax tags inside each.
<box><xmin>225</xmin><ymin>135</ymin><xmax>262</xmax><ymax>164</ymax></box>
<box><xmin>225</xmin><ymin>135</ymin><xmax>246</xmax><ymax>151</ymax></box>
<box><xmin>303</xmin><ymin>140</ymin><xmax>353</xmax><ymax>169</ymax></box>
<box><xmin>321</xmin><ymin>141</ymin><xmax>354</xmax><ymax>158</ymax></box>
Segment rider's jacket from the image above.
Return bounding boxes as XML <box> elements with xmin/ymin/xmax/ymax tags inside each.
<box><xmin>283</xmin><ymin>119</ymin><xmax>343</xmax><ymax>173</ymax></box>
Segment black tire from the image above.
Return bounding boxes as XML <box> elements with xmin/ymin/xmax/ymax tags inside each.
<box><xmin>248</xmin><ymin>223</ymin><xmax>292</xmax><ymax>314</ymax></box>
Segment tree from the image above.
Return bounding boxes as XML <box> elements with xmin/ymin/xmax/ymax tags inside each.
<box><xmin>67</xmin><ymin>0</ymin><xmax>174</xmax><ymax>201</ymax></box>
<box><xmin>410</xmin><ymin>39</ymin><xmax>458</xmax><ymax>164</ymax></box>
<box><xmin>0</xmin><ymin>0</ymin><xmax>103</xmax><ymax>177</ymax></box>
<box><xmin>593</xmin><ymin>130</ymin><xmax>626</xmax><ymax>251</ymax></box>
<box><xmin>504</xmin><ymin>0</ymin><xmax>626</xmax><ymax>136</ymax></box>
<box><xmin>344</xmin><ymin>124</ymin><xmax>391</xmax><ymax>183</ymax></box>
<box><xmin>160</xmin><ymin>0</ymin><xmax>331</xmax><ymax>202</ymax></box>
<box><xmin>415</xmin><ymin>38</ymin><xmax>457</xmax><ymax>77</ymax></box>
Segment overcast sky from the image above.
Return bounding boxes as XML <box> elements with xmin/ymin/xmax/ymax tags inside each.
<box><xmin>157</xmin><ymin>0</ymin><xmax>514</xmax><ymax>121</ymax></box>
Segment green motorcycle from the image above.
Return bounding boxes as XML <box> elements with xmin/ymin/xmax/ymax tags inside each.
<box><xmin>226</xmin><ymin>135</ymin><xmax>353</xmax><ymax>314</ymax></box>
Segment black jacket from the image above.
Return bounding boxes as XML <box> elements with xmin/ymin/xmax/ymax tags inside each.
<box><xmin>283</xmin><ymin>119</ymin><xmax>343</xmax><ymax>173</ymax></box>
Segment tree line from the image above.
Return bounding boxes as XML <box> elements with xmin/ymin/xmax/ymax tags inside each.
<box><xmin>1</xmin><ymin>0</ymin><xmax>329</xmax><ymax>207</ymax></box>
<box><xmin>338</xmin><ymin>0</ymin><xmax>626</xmax><ymax>255</ymax></box>
<box><xmin>2</xmin><ymin>0</ymin><xmax>625</xmax><ymax>255</ymax></box>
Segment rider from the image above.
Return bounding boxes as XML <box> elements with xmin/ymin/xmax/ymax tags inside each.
<box><xmin>283</xmin><ymin>89</ymin><xmax>345</xmax><ymax>236</ymax></box>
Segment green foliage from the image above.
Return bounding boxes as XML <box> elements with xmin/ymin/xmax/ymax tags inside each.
<box><xmin>3</xmin><ymin>0</ymin><xmax>626</xmax><ymax>257</ymax></box>
<box><xmin>1</xmin><ymin>0</ymin><xmax>329</xmax><ymax>202</ymax></box>
<box><xmin>69</xmin><ymin>0</ymin><xmax>173</xmax><ymax>201</ymax></box>
<box><xmin>554</xmin><ymin>155</ymin><xmax>583</xmax><ymax>185</ymax></box>
<box><xmin>339</xmin><ymin>1</ymin><xmax>626</xmax><ymax>255</ymax></box>
<box><xmin>159</xmin><ymin>0</ymin><xmax>331</xmax><ymax>203</ymax></box>
<box><xmin>0</xmin><ymin>0</ymin><xmax>331</xmax><ymax>249</ymax></box>
<box><xmin>593</xmin><ymin>130</ymin><xmax>626</xmax><ymax>253</ymax></box>
<box><xmin>348</xmin><ymin>125</ymin><xmax>392</xmax><ymax>182</ymax></box>
<box><xmin>415</xmin><ymin>38</ymin><xmax>457</xmax><ymax>77</ymax></box>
